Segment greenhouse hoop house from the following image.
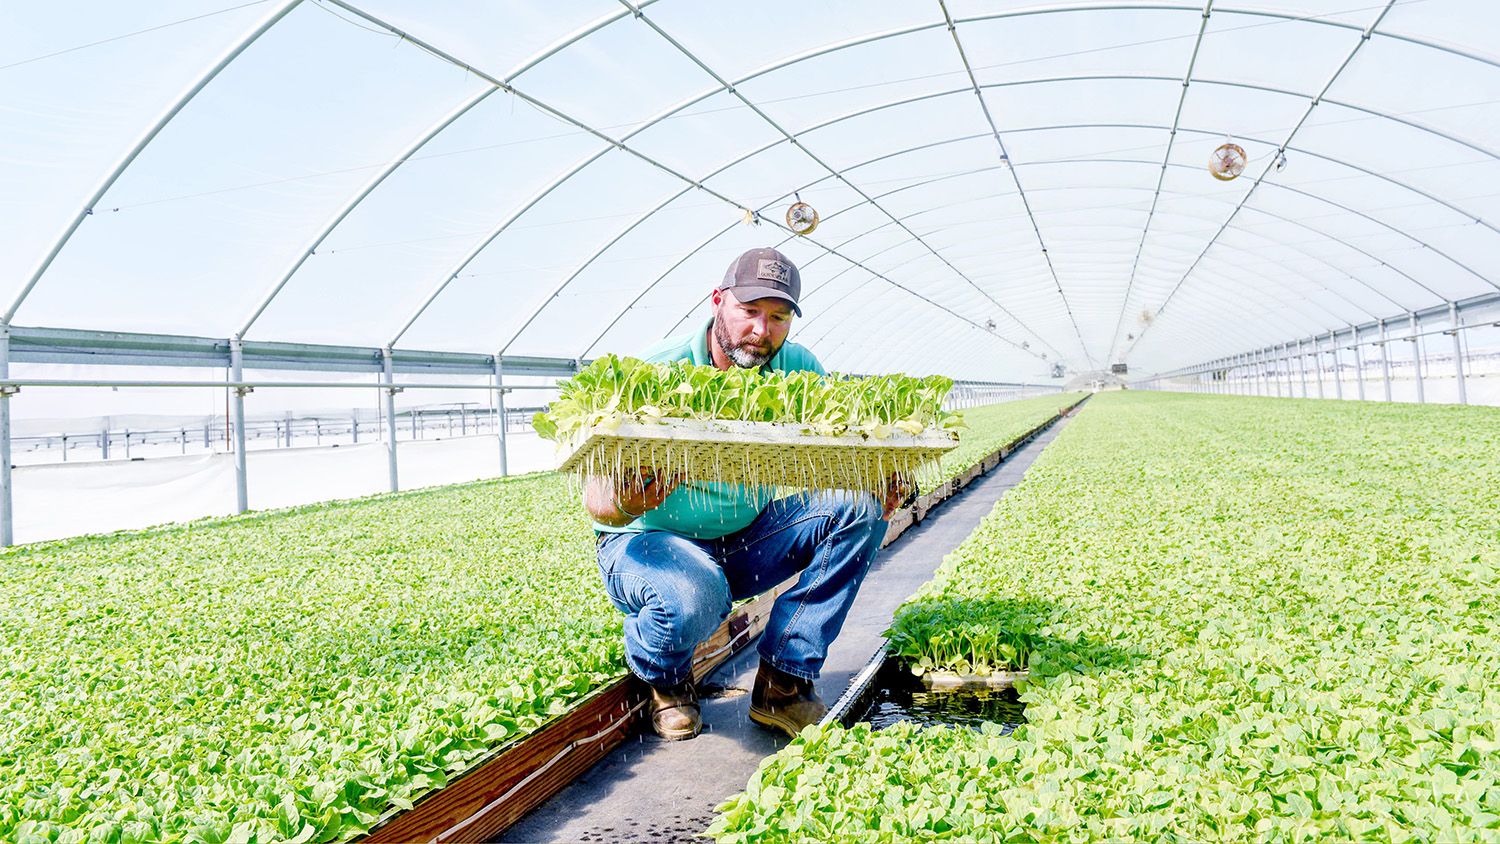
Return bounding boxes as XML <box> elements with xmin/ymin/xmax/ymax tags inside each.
<box><xmin>3</xmin><ymin>1</ymin><xmax>1499</xmax><ymax>841</ymax></box>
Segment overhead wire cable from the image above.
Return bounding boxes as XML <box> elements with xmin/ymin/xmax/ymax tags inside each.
<box><xmin>572</xmin><ymin>0</ymin><xmax>1067</xmax><ymax>365</ymax></box>
<box><xmin>300</xmin><ymin>0</ymin><xmax>1025</xmax><ymax>358</ymax></box>
<box><xmin>937</xmin><ymin>0</ymin><xmax>1096</xmax><ymax>368</ymax></box>
<box><xmin>0</xmin><ymin>0</ymin><xmax>274</xmax><ymax>72</ymax></box>
<box><xmin>1104</xmin><ymin>0</ymin><xmax>1216</xmax><ymax>366</ymax></box>
<box><xmin>1123</xmin><ymin>0</ymin><xmax>1424</xmax><ymax>362</ymax></box>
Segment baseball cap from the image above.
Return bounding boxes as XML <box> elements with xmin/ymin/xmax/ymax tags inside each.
<box><xmin>719</xmin><ymin>247</ymin><xmax>802</xmax><ymax>317</ymax></box>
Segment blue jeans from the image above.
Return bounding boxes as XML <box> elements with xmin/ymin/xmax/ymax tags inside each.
<box><xmin>595</xmin><ymin>491</ymin><xmax>887</xmax><ymax>688</ymax></box>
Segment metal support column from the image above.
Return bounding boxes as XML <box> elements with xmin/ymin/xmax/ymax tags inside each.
<box><xmin>1297</xmin><ymin>340</ymin><xmax>1308</xmax><ymax>397</ymax></box>
<box><xmin>1330</xmin><ymin>331</ymin><xmax>1343</xmax><ymax>400</ymax></box>
<box><xmin>1450</xmin><ymin>303</ymin><xmax>1468</xmax><ymax>405</ymax></box>
<box><xmin>494</xmin><ymin>355</ymin><xmax>509</xmax><ymax>477</ymax></box>
<box><xmin>0</xmin><ymin>327</ymin><xmax>14</xmax><ymax>547</ymax></box>
<box><xmin>229</xmin><ymin>336</ymin><xmax>249</xmax><ymax>514</ymax></box>
<box><xmin>1379</xmin><ymin>320</ymin><xmax>1392</xmax><ymax>401</ymax></box>
<box><xmin>382</xmin><ymin>347</ymin><xmax>400</xmax><ymax>492</ymax></box>
<box><xmin>1313</xmin><ymin>334</ymin><xmax>1325</xmax><ymax>398</ymax></box>
<box><xmin>1409</xmin><ymin>313</ymin><xmax>1425</xmax><ymax>404</ymax></box>
<box><xmin>1352</xmin><ymin>326</ymin><xmax>1365</xmax><ymax>402</ymax></box>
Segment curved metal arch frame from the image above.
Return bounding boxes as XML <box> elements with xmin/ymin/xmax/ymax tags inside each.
<box><xmin>235</xmin><ymin>0</ymin><xmax>670</xmax><ymax>339</ymax></box>
<box><xmin>791</xmin><ymin>206</ymin><xmax>1344</xmax><ymax>377</ymax></box>
<box><xmin>1104</xmin><ymin>0</ymin><xmax>1213</xmax><ymax>365</ymax></box>
<box><xmin>853</xmin><ymin>259</ymin><xmax>1314</xmax><ymax>378</ymax></box>
<box><xmin>829</xmin><ymin>172</ymin><xmax>1413</xmax><ymax>321</ymax></box>
<box><xmin>750</xmin><ymin>191</ymin><xmax>1435</xmax><ymax>376</ymax></box>
<box><xmin>1118</xmin><ymin>0</ymin><xmax>1401</xmax><ymax>359</ymax></box>
<box><xmin>556</xmin><ymin>81</ymin><xmax>1492</xmax><ymax>369</ymax></box>
<box><xmin>318</xmin><ymin>0</ymin><xmax>1499</xmax><ymax>355</ymax></box>
<box><xmin>787</xmin><ymin>248</ymin><xmax>1049</xmax><ymax>378</ymax></box>
<box><xmin>646</xmin><ymin>158</ymin><xmax>1420</xmax><ymax>368</ymax></box>
<box><xmin>839</xmin><ymin>209</ymin><xmax>1368</xmax><ymax>331</ymax></box>
<box><xmin>237</xmin><ymin>84</ymin><xmax>497</xmax><ymax>339</ymax></box>
<box><xmin>423</xmin><ymin>15</ymin><xmax>1500</xmax><ymax>359</ymax></box>
<box><xmin>619</xmin><ymin>117</ymin><xmax>1481</xmax><ymax>369</ymax></box>
<box><xmin>516</xmin><ymin>65</ymin><xmax>1492</xmax><ymax>359</ymax></box>
<box><xmin>6</xmin><ymin>0</ymin><xmax>657</xmax><ymax>333</ymax></box>
<box><xmin>6</xmin><ymin>0</ymin><xmax>304</xmax><ymax>325</ymax></box>
<box><xmin>938</xmin><ymin>0</ymin><xmax>1094</xmax><ymax>367</ymax></box>
<box><xmin>15</xmin><ymin>0</ymin><xmax>1497</xmax><ymax>361</ymax></box>
<box><xmin>611</xmin><ymin>1</ymin><xmax>1066</xmax><ymax>364</ymax></box>
<box><xmin>811</xmin><ymin>227</ymin><xmax>1338</xmax><ymax>377</ymax></box>
<box><xmin>666</xmin><ymin>161</ymin><xmax>1033</xmax><ymax>340</ymax></box>
<box><xmin>802</xmin><ymin>159</ymin><xmax>1449</xmax><ymax>314</ymax></box>
<box><xmin>639</xmin><ymin>137</ymin><xmax>1021</xmax><ymax>346</ymax></box>
<box><xmin>790</xmin><ymin>186</ymin><xmax>1359</xmax><ymax>358</ymax></box>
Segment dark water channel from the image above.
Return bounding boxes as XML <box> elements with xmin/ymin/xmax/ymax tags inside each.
<box><xmin>838</xmin><ymin>656</ymin><xmax>1027</xmax><ymax>734</ymax></box>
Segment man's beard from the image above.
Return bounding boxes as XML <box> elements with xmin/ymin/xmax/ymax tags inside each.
<box><xmin>713</xmin><ymin>318</ymin><xmax>777</xmax><ymax>369</ymax></box>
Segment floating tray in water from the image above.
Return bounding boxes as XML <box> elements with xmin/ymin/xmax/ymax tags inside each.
<box><xmin>555</xmin><ymin>418</ymin><xmax>958</xmax><ymax>495</ymax></box>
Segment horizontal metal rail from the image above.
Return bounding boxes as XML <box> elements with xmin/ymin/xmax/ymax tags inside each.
<box><xmin>1145</xmin><ymin>291</ymin><xmax>1500</xmax><ymax>380</ymax></box>
<box><xmin>0</xmin><ymin>379</ymin><xmax>546</xmax><ymax>391</ymax></box>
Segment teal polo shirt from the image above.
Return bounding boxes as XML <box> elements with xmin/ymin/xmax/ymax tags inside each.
<box><xmin>594</xmin><ymin>319</ymin><xmax>826</xmax><ymax>540</ymax></box>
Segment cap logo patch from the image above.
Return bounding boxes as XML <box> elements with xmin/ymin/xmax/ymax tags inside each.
<box><xmin>756</xmin><ymin>259</ymin><xmax>791</xmax><ymax>286</ymax></box>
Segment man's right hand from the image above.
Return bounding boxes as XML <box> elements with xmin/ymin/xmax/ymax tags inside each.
<box><xmin>585</xmin><ymin>468</ymin><xmax>684</xmax><ymax>527</ymax></box>
<box><xmin>615</xmin><ymin>468</ymin><xmax>683</xmax><ymax>519</ymax></box>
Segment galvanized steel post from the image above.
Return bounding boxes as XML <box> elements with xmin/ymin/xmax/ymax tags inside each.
<box><xmin>1450</xmin><ymin>302</ymin><xmax>1467</xmax><ymax>405</ymax></box>
<box><xmin>1297</xmin><ymin>339</ymin><xmax>1308</xmax><ymax>397</ymax></box>
<box><xmin>1351</xmin><ymin>326</ymin><xmax>1365</xmax><ymax>401</ymax></box>
<box><xmin>1330</xmin><ymin>330</ymin><xmax>1343</xmax><ymax>400</ymax></box>
<box><xmin>382</xmin><ymin>347</ymin><xmax>399</xmax><ymax>492</ymax></box>
<box><xmin>1409</xmin><ymin>312</ymin><xmax>1425</xmax><ymax>404</ymax></box>
<box><xmin>0</xmin><ymin>327</ymin><xmax>13</xmax><ymax>546</ymax></box>
<box><xmin>1313</xmin><ymin>334</ymin><xmax>1325</xmax><ymax>399</ymax></box>
<box><xmin>1378</xmin><ymin>319</ymin><xmax>1393</xmax><ymax>401</ymax></box>
<box><xmin>229</xmin><ymin>336</ymin><xmax>249</xmax><ymax>514</ymax></box>
<box><xmin>494</xmin><ymin>354</ymin><xmax>509</xmax><ymax>477</ymax></box>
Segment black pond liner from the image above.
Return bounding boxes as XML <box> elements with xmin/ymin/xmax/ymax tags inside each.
<box><xmin>824</xmin><ymin>647</ymin><xmax>1026</xmax><ymax>734</ymax></box>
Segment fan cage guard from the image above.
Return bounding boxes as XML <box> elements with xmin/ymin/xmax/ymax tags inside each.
<box><xmin>1209</xmin><ymin>142</ymin><xmax>1248</xmax><ymax>181</ymax></box>
<box><xmin>786</xmin><ymin>201</ymin><xmax>820</xmax><ymax>235</ymax></box>
<box><xmin>556</xmin><ymin>418</ymin><xmax>958</xmax><ymax>497</ymax></box>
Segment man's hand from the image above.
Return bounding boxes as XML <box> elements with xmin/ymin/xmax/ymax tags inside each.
<box><xmin>881</xmin><ymin>474</ymin><xmax>916</xmax><ymax>520</ymax></box>
<box><xmin>585</xmin><ymin>468</ymin><xmax>684</xmax><ymax>527</ymax></box>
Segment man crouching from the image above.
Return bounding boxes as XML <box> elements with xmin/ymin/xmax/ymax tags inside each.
<box><xmin>583</xmin><ymin>247</ymin><xmax>908</xmax><ymax>740</ymax></box>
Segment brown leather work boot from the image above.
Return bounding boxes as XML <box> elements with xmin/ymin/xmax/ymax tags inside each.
<box><xmin>749</xmin><ymin>660</ymin><xmax>826</xmax><ymax>738</ymax></box>
<box><xmin>647</xmin><ymin>679</ymin><xmax>701</xmax><ymax>741</ymax></box>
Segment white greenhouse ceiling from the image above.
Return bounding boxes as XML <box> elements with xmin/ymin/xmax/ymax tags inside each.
<box><xmin>3</xmin><ymin>0</ymin><xmax>1498</xmax><ymax>381</ymax></box>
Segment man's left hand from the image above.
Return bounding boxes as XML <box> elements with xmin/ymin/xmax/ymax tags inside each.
<box><xmin>881</xmin><ymin>474</ymin><xmax>916</xmax><ymax>520</ymax></box>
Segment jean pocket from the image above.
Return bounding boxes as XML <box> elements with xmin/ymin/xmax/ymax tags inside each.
<box><xmin>595</xmin><ymin>532</ymin><xmax>623</xmax><ymax>578</ymax></box>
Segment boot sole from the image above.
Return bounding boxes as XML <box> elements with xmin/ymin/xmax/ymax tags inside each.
<box><xmin>653</xmin><ymin>723</ymin><xmax>701</xmax><ymax>741</ymax></box>
<box><xmin>748</xmin><ymin>706</ymin><xmax>807</xmax><ymax>739</ymax></box>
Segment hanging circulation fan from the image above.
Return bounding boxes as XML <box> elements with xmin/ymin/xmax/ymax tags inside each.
<box><xmin>786</xmin><ymin>194</ymin><xmax>819</xmax><ymax>236</ymax></box>
<box><xmin>1209</xmin><ymin>141</ymin><xmax>1248</xmax><ymax>181</ymax></box>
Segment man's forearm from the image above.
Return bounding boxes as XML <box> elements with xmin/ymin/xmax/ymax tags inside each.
<box><xmin>584</xmin><ymin>477</ymin><xmax>638</xmax><ymax>527</ymax></box>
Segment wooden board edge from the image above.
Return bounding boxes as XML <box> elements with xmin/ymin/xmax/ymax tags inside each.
<box><xmin>363</xmin><ymin>575</ymin><xmax>797</xmax><ymax>844</ymax></box>
<box><xmin>363</xmin><ymin>677</ymin><xmax>637</xmax><ymax>844</ymax></box>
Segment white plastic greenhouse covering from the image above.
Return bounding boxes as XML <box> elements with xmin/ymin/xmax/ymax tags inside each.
<box><xmin>5</xmin><ymin>0</ymin><xmax>1498</xmax><ymax>375</ymax></box>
